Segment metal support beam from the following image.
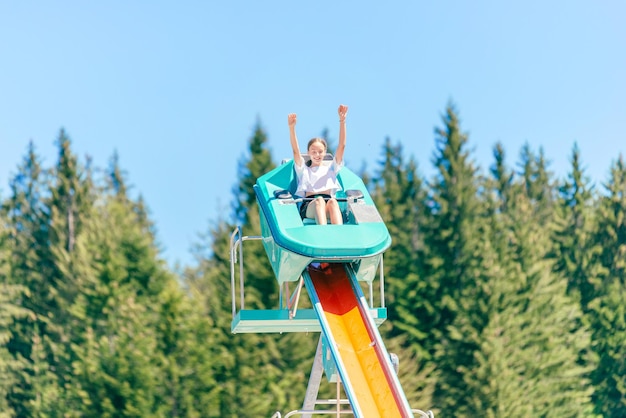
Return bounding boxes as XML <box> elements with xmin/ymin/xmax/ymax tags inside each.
<box><xmin>301</xmin><ymin>337</ymin><xmax>325</xmax><ymax>418</ymax></box>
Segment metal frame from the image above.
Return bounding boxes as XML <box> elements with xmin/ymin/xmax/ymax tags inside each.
<box><xmin>230</xmin><ymin>226</ymin><xmax>387</xmax><ymax>322</ymax></box>
<box><xmin>230</xmin><ymin>226</ymin><xmax>435</xmax><ymax>417</ymax></box>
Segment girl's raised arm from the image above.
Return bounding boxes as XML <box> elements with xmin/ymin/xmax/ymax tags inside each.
<box><xmin>335</xmin><ymin>104</ymin><xmax>348</xmax><ymax>165</ymax></box>
<box><xmin>288</xmin><ymin>113</ymin><xmax>302</xmax><ymax>166</ymax></box>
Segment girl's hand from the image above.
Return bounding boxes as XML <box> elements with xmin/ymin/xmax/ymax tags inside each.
<box><xmin>288</xmin><ymin>113</ymin><xmax>297</xmax><ymax>127</ymax></box>
<box><xmin>338</xmin><ymin>105</ymin><xmax>348</xmax><ymax>122</ymax></box>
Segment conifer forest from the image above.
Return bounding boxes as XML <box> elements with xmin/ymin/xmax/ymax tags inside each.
<box><xmin>1</xmin><ymin>104</ymin><xmax>624</xmax><ymax>417</ymax></box>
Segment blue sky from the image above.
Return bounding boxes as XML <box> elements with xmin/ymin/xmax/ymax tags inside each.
<box><xmin>1</xmin><ymin>1</ymin><xmax>624</xmax><ymax>267</ymax></box>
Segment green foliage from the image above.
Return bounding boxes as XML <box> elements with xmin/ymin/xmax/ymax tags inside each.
<box><xmin>370</xmin><ymin>138</ymin><xmax>430</xmax><ymax>373</ymax></box>
<box><xmin>588</xmin><ymin>280</ymin><xmax>626</xmax><ymax>417</ymax></box>
<box><xmin>184</xmin><ymin>122</ymin><xmax>316</xmax><ymax>417</ymax></box>
<box><xmin>0</xmin><ymin>217</ymin><xmax>31</xmax><ymax>417</ymax></box>
<box><xmin>1</xmin><ymin>132</ymin><xmax>224</xmax><ymax>416</ymax></box>
<box><xmin>588</xmin><ymin>155</ymin><xmax>626</xmax><ymax>416</ymax></box>
<box><xmin>422</xmin><ymin>104</ymin><xmax>493</xmax><ymax>413</ymax></box>
<box><xmin>468</xmin><ymin>183</ymin><xmax>594</xmax><ymax>417</ymax></box>
<box><xmin>551</xmin><ymin>143</ymin><xmax>602</xmax><ymax>308</ymax></box>
<box><xmin>232</xmin><ymin>119</ymin><xmax>275</xmax><ymax>225</ymax></box>
<box><xmin>0</xmin><ymin>107</ymin><xmax>623</xmax><ymax>417</ymax></box>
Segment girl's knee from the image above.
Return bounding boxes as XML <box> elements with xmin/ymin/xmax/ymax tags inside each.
<box><xmin>327</xmin><ymin>198</ymin><xmax>341</xmax><ymax>214</ymax></box>
<box><xmin>312</xmin><ymin>197</ymin><xmax>326</xmax><ymax>211</ymax></box>
<box><xmin>327</xmin><ymin>198</ymin><xmax>343</xmax><ymax>225</ymax></box>
<box><xmin>328</xmin><ymin>199</ymin><xmax>341</xmax><ymax>215</ymax></box>
<box><xmin>314</xmin><ymin>196</ymin><xmax>326</xmax><ymax>208</ymax></box>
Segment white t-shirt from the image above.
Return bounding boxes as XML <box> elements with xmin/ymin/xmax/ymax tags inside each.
<box><xmin>294</xmin><ymin>157</ymin><xmax>343</xmax><ymax>198</ymax></box>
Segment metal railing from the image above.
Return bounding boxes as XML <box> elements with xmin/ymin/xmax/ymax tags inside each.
<box><xmin>229</xmin><ymin>226</ymin><xmax>263</xmax><ymax>317</ymax></box>
<box><xmin>272</xmin><ymin>408</ymin><xmax>435</xmax><ymax>417</ymax></box>
<box><xmin>229</xmin><ymin>225</ymin><xmax>387</xmax><ymax>319</ymax></box>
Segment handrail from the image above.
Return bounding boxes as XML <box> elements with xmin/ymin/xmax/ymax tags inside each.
<box><xmin>229</xmin><ymin>227</ymin><xmax>240</xmax><ymax>317</ymax></box>
<box><xmin>229</xmin><ymin>226</ymin><xmax>263</xmax><ymax>317</ymax></box>
<box><xmin>230</xmin><ymin>227</ymin><xmax>388</xmax><ymax>319</ymax></box>
<box><xmin>379</xmin><ymin>255</ymin><xmax>385</xmax><ymax>308</ymax></box>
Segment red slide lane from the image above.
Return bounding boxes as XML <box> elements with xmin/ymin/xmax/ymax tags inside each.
<box><xmin>307</xmin><ymin>264</ymin><xmax>407</xmax><ymax>418</ymax></box>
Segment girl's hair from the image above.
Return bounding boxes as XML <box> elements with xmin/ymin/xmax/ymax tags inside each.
<box><xmin>306</xmin><ymin>138</ymin><xmax>327</xmax><ymax>167</ymax></box>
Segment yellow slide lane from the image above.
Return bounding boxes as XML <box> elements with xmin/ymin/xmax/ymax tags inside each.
<box><xmin>308</xmin><ymin>265</ymin><xmax>406</xmax><ymax>418</ymax></box>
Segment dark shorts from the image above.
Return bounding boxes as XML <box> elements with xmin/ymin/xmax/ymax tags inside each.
<box><xmin>299</xmin><ymin>194</ymin><xmax>331</xmax><ymax>219</ymax></box>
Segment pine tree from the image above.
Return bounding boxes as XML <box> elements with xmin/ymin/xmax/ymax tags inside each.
<box><xmin>42</xmin><ymin>129</ymin><xmax>100</xmax><ymax>412</ymax></box>
<box><xmin>588</xmin><ymin>279</ymin><xmax>626</xmax><ymax>417</ymax></box>
<box><xmin>517</xmin><ymin>143</ymin><xmax>556</xmax><ymax>223</ymax></box>
<box><xmin>0</xmin><ymin>217</ymin><xmax>32</xmax><ymax>417</ymax></box>
<box><xmin>3</xmin><ymin>140</ymin><xmax>66</xmax><ymax>415</ymax></box>
<box><xmin>589</xmin><ymin>155</ymin><xmax>626</xmax><ymax>416</ymax></box>
<box><xmin>489</xmin><ymin>143</ymin><xmax>514</xmax><ymax>213</ymax></box>
<box><xmin>152</xmin><ymin>278</ymin><xmax>221</xmax><ymax>417</ymax></box>
<box><xmin>185</xmin><ymin>221</ymin><xmax>241</xmax><ymax>417</ymax></box>
<box><xmin>4</xmin><ymin>133</ymin><xmax>222</xmax><ymax>416</ymax></box>
<box><xmin>187</xmin><ymin>218</ymin><xmax>316</xmax><ymax>417</ymax></box>
<box><xmin>65</xmin><ymin>194</ymin><xmax>162</xmax><ymax>416</ymax></box>
<box><xmin>369</xmin><ymin>138</ymin><xmax>435</xmax><ymax>408</ymax></box>
<box><xmin>463</xmin><ymin>158</ymin><xmax>595</xmax><ymax>417</ymax></box>
<box><xmin>418</xmin><ymin>104</ymin><xmax>491</xmax><ymax>413</ymax></box>
<box><xmin>594</xmin><ymin>155</ymin><xmax>626</xmax><ymax>289</ymax></box>
<box><xmin>186</xmin><ymin>121</ymin><xmax>316</xmax><ymax>416</ymax></box>
<box><xmin>232</xmin><ymin>119</ymin><xmax>275</xmax><ymax>226</ymax></box>
<box><xmin>232</xmin><ymin>120</ymin><xmax>277</xmax><ymax>308</ymax></box>
<box><xmin>551</xmin><ymin>144</ymin><xmax>602</xmax><ymax>308</ymax></box>
<box><xmin>371</xmin><ymin>138</ymin><xmax>424</xmax><ymax>308</ymax></box>
<box><xmin>19</xmin><ymin>325</ymin><xmax>65</xmax><ymax>417</ymax></box>
<box><xmin>66</xmin><ymin>150</ymin><xmax>219</xmax><ymax>417</ymax></box>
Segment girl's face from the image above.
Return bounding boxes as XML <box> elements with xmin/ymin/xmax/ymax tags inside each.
<box><xmin>308</xmin><ymin>141</ymin><xmax>326</xmax><ymax>166</ymax></box>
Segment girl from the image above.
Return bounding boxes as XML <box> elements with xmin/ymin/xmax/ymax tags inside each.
<box><xmin>288</xmin><ymin>104</ymin><xmax>348</xmax><ymax>225</ymax></box>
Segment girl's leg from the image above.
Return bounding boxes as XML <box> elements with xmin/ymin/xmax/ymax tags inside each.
<box><xmin>313</xmin><ymin>197</ymin><xmax>328</xmax><ymax>225</ymax></box>
<box><xmin>327</xmin><ymin>198</ymin><xmax>343</xmax><ymax>225</ymax></box>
